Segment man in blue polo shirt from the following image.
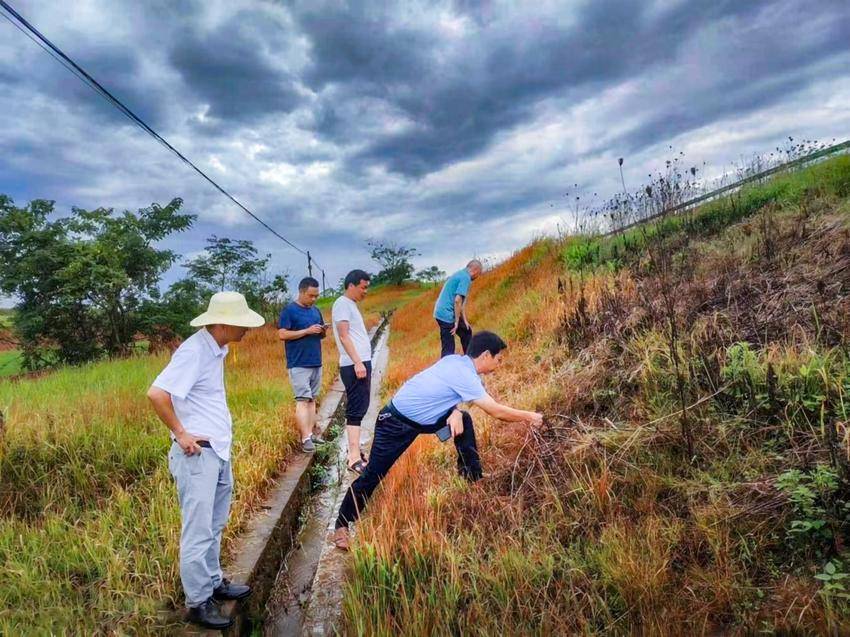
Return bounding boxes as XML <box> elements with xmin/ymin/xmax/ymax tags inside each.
<box><xmin>331</xmin><ymin>331</ymin><xmax>543</xmax><ymax>550</ymax></box>
<box><xmin>434</xmin><ymin>259</ymin><xmax>483</xmax><ymax>357</ymax></box>
<box><xmin>279</xmin><ymin>276</ymin><xmax>328</xmax><ymax>452</ymax></box>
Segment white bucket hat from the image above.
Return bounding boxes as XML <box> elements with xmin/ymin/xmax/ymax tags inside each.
<box><xmin>190</xmin><ymin>291</ymin><xmax>266</xmax><ymax>328</ymax></box>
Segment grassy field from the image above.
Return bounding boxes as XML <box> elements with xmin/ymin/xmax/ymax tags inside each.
<box><xmin>0</xmin><ymin>350</ymin><xmax>21</xmax><ymax>377</ymax></box>
<box><xmin>342</xmin><ymin>155</ymin><xmax>850</xmax><ymax>635</ymax></box>
<box><xmin>0</xmin><ymin>284</ymin><xmax>424</xmax><ymax>634</ymax></box>
<box><xmin>0</xmin><ymin>309</ymin><xmax>20</xmax><ymax>378</ymax></box>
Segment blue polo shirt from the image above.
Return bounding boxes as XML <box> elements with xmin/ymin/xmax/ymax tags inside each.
<box><xmin>392</xmin><ymin>354</ymin><xmax>487</xmax><ymax>424</ymax></box>
<box><xmin>433</xmin><ymin>269</ymin><xmax>472</xmax><ymax>323</ymax></box>
<box><xmin>279</xmin><ymin>302</ymin><xmax>324</xmax><ymax>369</ymax></box>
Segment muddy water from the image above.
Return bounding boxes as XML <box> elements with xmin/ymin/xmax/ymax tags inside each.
<box><xmin>265</xmin><ymin>327</ymin><xmax>390</xmax><ymax>636</ymax></box>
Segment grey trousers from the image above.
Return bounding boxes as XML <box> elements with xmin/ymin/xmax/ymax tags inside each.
<box><xmin>168</xmin><ymin>442</ymin><xmax>233</xmax><ymax>607</ymax></box>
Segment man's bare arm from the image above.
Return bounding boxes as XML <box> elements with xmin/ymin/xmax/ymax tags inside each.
<box><xmin>453</xmin><ymin>294</ymin><xmax>466</xmax><ymax>329</ymax></box>
<box><xmin>278</xmin><ymin>325</ymin><xmax>324</xmax><ymax>341</ymax></box>
<box><xmin>146</xmin><ymin>386</ymin><xmax>202</xmax><ymax>454</ymax></box>
<box><xmin>472</xmin><ymin>394</ymin><xmax>542</xmax><ymax>425</ymax></box>
<box><xmin>337</xmin><ymin>321</ymin><xmax>367</xmax><ymax>378</ymax></box>
<box><xmin>336</xmin><ymin>321</ymin><xmax>362</xmax><ymax>364</ymax></box>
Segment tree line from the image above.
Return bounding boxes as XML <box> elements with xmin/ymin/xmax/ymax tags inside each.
<box><xmin>0</xmin><ymin>195</ymin><xmax>444</xmax><ymax>371</ymax></box>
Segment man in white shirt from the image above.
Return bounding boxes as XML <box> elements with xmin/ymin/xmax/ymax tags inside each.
<box><xmin>331</xmin><ymin>269</ymin><xmax>372</xmax><ymax>473</ymax></box>
<box><xmin>146</xmin><ymin>292</ymin><xmax>264</xmax><ymax>630</ymax></box>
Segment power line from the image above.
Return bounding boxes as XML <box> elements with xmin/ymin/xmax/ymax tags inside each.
<box><xmin>0</xmin><ymin>0</ymin><xmax>326</xmax><ymax>285</ymax></box>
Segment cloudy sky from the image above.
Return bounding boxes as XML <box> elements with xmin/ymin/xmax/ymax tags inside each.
<box><xmin>1</xmin><ymin>0</ymin><xmax>849</xmax><ymax>297</ymax></box>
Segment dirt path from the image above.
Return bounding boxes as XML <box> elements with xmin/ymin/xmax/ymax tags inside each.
<box><xmin>264</xmin><ymin>325</ymin><xmax>390</xmax><ymax>636</ymax></box>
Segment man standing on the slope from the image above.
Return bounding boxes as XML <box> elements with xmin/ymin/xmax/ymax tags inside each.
<box><xmin>147</xmin><ymin>292</ymin><xmax>264</xmax><ymax>630</ymax></box>
<box><xmin>331</xmin><ymin>269</ymin><xmax>372</xmax><ymax>474</ymax></box>
<box><xmin>331</xmin><ymin>330</ymin><xmax>543</xmax><ymax>550</ymax></box>
<box><xmin>278</xmin><ymin>276</ymin><xmax>329</xmax><ymax>453</ymax></box>
<box><xmin>434</xmin><ymin>259</ymin><xmax>483</xmax><ymax>357</ymax></box>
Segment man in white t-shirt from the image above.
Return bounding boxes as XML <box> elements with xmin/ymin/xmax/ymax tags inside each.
<box><xmin>331</xmin><ymin>269</ymin><xmax>373</xmax><ymax>473</ymax></box>
<box><xmin>146</xmin><ymin>292</ymin><xmax>264</xmax><ymax>630</ymax></box>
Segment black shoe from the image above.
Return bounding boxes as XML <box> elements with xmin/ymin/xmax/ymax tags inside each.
<box><xmin>186</xmin><ymin>598</ymin><xmax>233</xmax><ymax>630</ymax></box>
<box><xmin>213</xmin><ymin>577</ymin><xmax>252</xmax><ymax>601</ymax></box>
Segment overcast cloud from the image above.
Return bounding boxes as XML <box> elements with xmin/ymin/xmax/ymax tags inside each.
<box><xmin>1</xmin><ymin>0</ymin><xmax>849</xmax><ymax>299</ymax></box>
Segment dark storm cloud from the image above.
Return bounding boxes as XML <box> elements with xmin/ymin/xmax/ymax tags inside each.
<box><xmin>25</xmin><ymin>41</ymin><xmax>172</xmax><ymax>128</ymax></box>
<box><xmin>296</xmin><ymin>5</ymin><xmax>434</xmax><ymax>87</ymax></box>
<box><xmin>613</xmin><ymin>1</ymin><xmax>850</xmax><ymax>155</ymax></box>
<box><xmin>2</xmin><ymin>0</ymin><xmax>850</xmax><ymax>298</ymax></box>
<box><xmin>169</xmin><ymin>9</ymin><xmax>303</xmax><ymax>125</ymax></box>
<box><xmin>296</xmin><ymin>0</ymin><xmax>773</xmax><ymax>176</ymax></box>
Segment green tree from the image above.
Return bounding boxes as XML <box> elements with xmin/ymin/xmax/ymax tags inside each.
<box><xmin>416</xmin><ymin>265</ymin><xmax>445</xmax><ymax>287</ymax></box>
<box><xmin>367</xmin><ymin>239</ymin><xmax>418</xmax><ymax>285</ymax></box>
<box><xmin>182</xmin><ymin>236</ymin><xmax>288</xmax><ymax>320</ymax></box>
<box><xmin>0</xmin><ymin>196</ymin><xmax>194</xmax><ymax>369</ymax></box>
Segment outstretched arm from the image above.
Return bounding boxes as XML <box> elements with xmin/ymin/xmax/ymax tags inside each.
<box><xmin>471</xmin><ymin>394</ymin><xmax>543</xmax><ymax>426</ymax></box>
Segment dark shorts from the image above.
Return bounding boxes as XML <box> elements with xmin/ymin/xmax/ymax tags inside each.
<box><xmin>339</xmin><ymin>360</ymin><xmax>372</xmax><ymax>424</ymax></box>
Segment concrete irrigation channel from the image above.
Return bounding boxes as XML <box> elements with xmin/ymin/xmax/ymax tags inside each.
<box><xmin>186</xmin><ymin>320</ymin><xmax>390</xmax><ymax>637</ymax></box>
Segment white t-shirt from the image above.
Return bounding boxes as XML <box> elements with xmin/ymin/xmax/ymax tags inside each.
<box><xmin>152</xmin><ymin>328</ymin><xmax>233</xmax><ymax>461</ymax></box>
<box><xmin>331</xmin><ymin>295</ymin><xmax>372</xmax><ymax>366</ymax></box>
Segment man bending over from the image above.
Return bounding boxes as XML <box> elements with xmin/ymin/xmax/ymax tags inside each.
<box><xmin>332</xmin><ymin>330</ymin><xmax>543</xmax><ymax>550</ymax></box>
<box><xmin>434</xmin><ymin>259</ymin><xmax>483</xmax><ymax>357</ymax></box>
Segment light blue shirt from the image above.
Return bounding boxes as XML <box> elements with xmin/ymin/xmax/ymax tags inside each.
<box><xmin>433</xmin><ymin>269</ymin><xmax>472</xmax><ymax>323</ymax></box>
<box><xmin>392</xmin><ymin>355</ymin><xmax>487</xmax><ymax>424</ymax></box>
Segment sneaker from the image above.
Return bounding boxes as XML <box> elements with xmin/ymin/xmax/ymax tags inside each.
<box><xmin>302</xmin><ymin>438</ymin><xmax>316</xmax><ymax>453</ymax></box>
<box><xmin>311</xmin><ymin>433</ymin><xmax>329</xmax><ymax>445</ymax></box>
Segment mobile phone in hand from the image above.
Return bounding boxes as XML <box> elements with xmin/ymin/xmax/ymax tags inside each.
<box><xmin>435</xmin><ymin>425</ymin><xmax>452</xmax><ymax>442</ymax></box>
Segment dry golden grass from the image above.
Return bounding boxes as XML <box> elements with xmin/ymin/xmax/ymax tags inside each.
<box><xmin>342</xmin><ymin>162</ymin><xmax>850</xmax><ymax>635</ymax></box>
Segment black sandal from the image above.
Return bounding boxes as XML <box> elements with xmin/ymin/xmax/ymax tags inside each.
<box><xmin>348</xmin><ymin>459</ymin><xmax>366</xmax><ymax>474</ymax></box>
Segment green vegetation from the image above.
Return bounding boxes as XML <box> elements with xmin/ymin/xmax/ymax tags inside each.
<box><xmin>0</xmin><ymin>198</ymin><xmax>293</xmax><ymax>372</ymax></box>
<box><xmin>0</xmin><ymin>340</ymin><xmax>302</xmax><ymax>634</ymax></box>
<box><xmin>0</xmin><ymin>351</ymin><xmax>21</xmax><ymax>377</ymax></box>
<box><xmin>562</xmin><ymin>155</ymin><xmax>850</xmax><ymax>272</ymax></box>
<box><xmin>0</xmin><ymin>283</ymin><xmax>425</xmax><ymax>633</ymax></box>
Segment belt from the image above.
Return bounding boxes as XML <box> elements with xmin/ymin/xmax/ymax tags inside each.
<box><xmin>385</xmin><ymin>402</ymin><xmax>454</xmax><ymax>430</ymax></box>
<box><xmin>171</xmin><ymin>438</ymin><xmax>212</xmax><ymax>448</ymax></box>
<box><xmin>386</xmin><ymin>401</ymin><xmax>422</xmax><ymax>428</ymax></box>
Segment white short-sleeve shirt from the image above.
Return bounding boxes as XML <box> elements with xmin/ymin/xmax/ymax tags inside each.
<box><xmin>152</xmin><ymin>328</ymin><xmax>233</xmax><ymax>461</ymax></box>
<box><xmin>331</xmin><ymin>295</ymin><xmax>372</xmax><ymax>367</ymax></box>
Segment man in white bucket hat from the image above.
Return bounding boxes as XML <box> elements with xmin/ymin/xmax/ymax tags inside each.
<box><xmin>147</xmin><ymin>291</ymin><xmax>264</xmax><ymax>630</ymax></box>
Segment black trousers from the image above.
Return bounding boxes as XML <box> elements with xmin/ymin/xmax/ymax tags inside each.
<box><xmin>436</xmin><ymin>319</ymin><xmax>472</xmax><ymax>358</ymax></box>
<box><xmin>335</xmin><ymin>409</ymin><xmax>482</xmax><ymax>529</ymax></box>
<box><xmin>339</xmin><ymin>361</ymin><xmax>372</xmax><ymax>425</ymax></box>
